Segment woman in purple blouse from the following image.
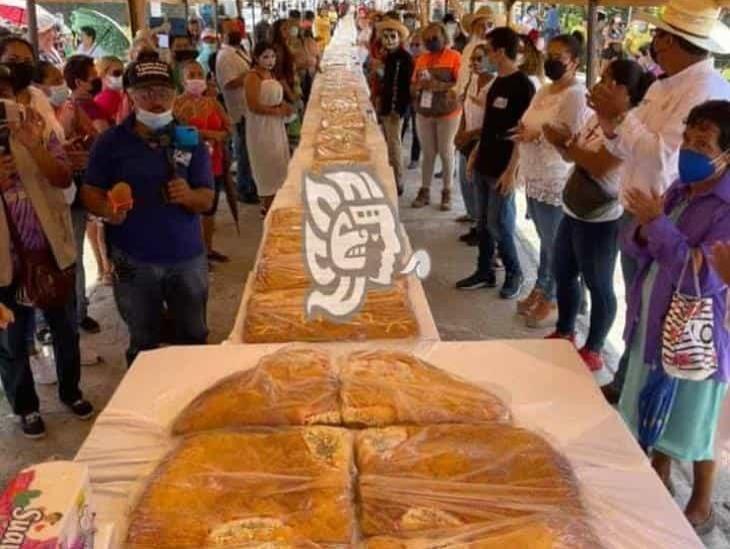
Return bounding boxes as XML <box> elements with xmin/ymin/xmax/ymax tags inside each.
<box><xmin>619</xmin><ymin>100</ymin><xmax>730</xmax><ymax>535</ymax></box>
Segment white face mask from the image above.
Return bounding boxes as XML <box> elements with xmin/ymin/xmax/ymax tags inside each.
<box><xmin>47</xmin><ymin>84</ymin><xmax>71</xmax><ymax>107</ymax></box>
<box><xmin>106</xmin><ymin>75</ymin><xmax>123</xmax><ymax>91</ymax></box>
<box><xmin>136</xmin><ymin>108</ymin><xmax>173</xmax><ymax>131</ymax></box>
<box><xmin>184</xmin><ymin>79</ymin><xmax>207</xmax><ymax>96</ymax></box>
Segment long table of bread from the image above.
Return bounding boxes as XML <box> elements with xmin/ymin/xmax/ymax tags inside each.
<box><xmin>74</xmin><ymin>340</ymin><xmax>703</xmax><ymax>548</ymax></box>
<box><xmin>227</xmin><ymin>13</ymin><xmax>439</xmax><ymax>344</ymax></box>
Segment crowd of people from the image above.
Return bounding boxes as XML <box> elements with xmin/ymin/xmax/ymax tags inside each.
<box><xmin>1</xmin><ymin>0</ymin><xmax>730</xmax><ymax>535</ymax></box>
<box><xmin>357</xmin><ymin>0</ymin><xmax>730</xmax><ymax>533</ymax></box>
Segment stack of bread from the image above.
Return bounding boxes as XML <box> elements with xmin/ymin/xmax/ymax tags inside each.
<box><xmin>244</xmin><ymin>206</ymin><xmax>419</xmax><ymax>343</ymax></box>
<box><xmin>125</xmin><ymin>349</ymin><xmax>601</xmax><ymax>548</ymax></box>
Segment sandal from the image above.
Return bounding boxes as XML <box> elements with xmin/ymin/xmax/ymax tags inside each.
<box><xmin>690</xmin><ymin>507</ymin><xmax>716</xmax><ymax>536</ymax></box>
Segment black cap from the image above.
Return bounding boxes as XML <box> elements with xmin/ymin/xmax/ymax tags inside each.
<box><xmin>125</xmin><ymin>60</ymin><xmax>174</xmax><ymax>90</ymax></box>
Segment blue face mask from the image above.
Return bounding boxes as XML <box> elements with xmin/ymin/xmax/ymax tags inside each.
<box><xmin>678</xmin><ymin>148</ymin><xmax>726</xmax><ymax>185</ymax></box>
<box><xmin>481</xmin><ymin>57</ymin><xmax>497</xmax><ymax>74</ymax></box>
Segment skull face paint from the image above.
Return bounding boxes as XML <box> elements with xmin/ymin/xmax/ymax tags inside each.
<box><xmin>381</xmin><ymin>29</ymin><xmax>401</xmax><ymax>51</ymax></box>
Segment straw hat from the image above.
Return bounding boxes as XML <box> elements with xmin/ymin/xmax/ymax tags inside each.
<box><xmin>462</xmin><ymin>7</ymin><xmax>495</xmax><ymax>34</ymax></box>
<box><xmin>376</xmin><ymin>18</ymin><xmax>410</xmax><ymax>41</ymax></box>
<box><xmin>639</xmin><ymin>0</ymin><xmax>730</xmax><ymax>55</ymax></box>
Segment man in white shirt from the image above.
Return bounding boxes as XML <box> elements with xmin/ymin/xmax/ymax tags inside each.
<box><xmin>590</xmin><ymin>0</ymin><xmax>730</xmax><ymax>401</ymax></box>
<box><xmin>456</xmin><ymin>8</ymin><xmax>495</xmax><ymax>97</ymax></box>
<box><xmin>75</xmin><ymin>26</ymin><xmax>106</xmax><ymax>59</ymax></box>
<box><xmin>215</xmin><ymin>20</ymin><xmax>259</xmax><ymax>204</ymax></box>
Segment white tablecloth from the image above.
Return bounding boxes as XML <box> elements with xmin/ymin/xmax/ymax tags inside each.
<box><xmin>75</xmin><ymin>340</ymin><xmax>702</xmax><ymax>549</ymax></box>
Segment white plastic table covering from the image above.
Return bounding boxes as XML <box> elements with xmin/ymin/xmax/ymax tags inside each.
<box><xmin>75</xmin><ymin>340</ymin><xmax>702</xmax><ymax>549</ymax></box>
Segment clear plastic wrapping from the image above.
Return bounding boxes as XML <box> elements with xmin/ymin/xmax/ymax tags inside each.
<box><xmin>340</xmin><ymin>350</ymin><xmax>510</xmax><ymax>426</ymax></box>
<box><xmin>171</xmin><ymin>349</ymin><xmax>340</xmax><ymax>435</ymax></box>
<box><xmin>363</xmin><ymin>515</ymin><xmax>601</xmax><ymax>548</ymax></box>
<box><xmin>321</xmin><ymin>111</ymin><xmax>367</xmax><ymax>131</ymax></box>
<box><xmin>355</xmin><ymin>424</ymin><xmax>601</xmax><ymax>546</ymax></box>
<box><xmin>254</xmin><ymin>253</ymin><xmax>310</xmax><ymax>291</ymax></box>
<box><xmin>314</xmin><ymin>127</ymin><xmax>371</xmax><ymax>164</ymax></box>
<box><xmin>125</xmin><ymin>427</ymin><xmax>355</xmax><ymax>548</ymax></box>
<box><xmin>243</xmin><ymin>283</ymin><xmax>419</xmax><ymax>343</ymax></box>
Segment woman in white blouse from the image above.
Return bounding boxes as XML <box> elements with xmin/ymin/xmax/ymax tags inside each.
<box><xmin>512</xmin><ymin>34</ymin><xmax>588</xmax><ymax>327</ymax></box>
<box><xmin>454</xmin><ymin>44</ymin><xmax>494</xmax><ymax>245</ymax></box>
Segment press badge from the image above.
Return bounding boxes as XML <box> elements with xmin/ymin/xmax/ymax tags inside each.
<box><xmin>493</xmin><ymin>97</ymin><xmax>508</xmax><ymax>109</ymax></box>
<box><xmin>173</xmin><ymin>149</ymin><xmax>193</xmax><ymax>167</ymax></box>
<box><xmin>420</xmin><ymin>91</ymin><xmax>433</xmax><ymax>109</ymax></box>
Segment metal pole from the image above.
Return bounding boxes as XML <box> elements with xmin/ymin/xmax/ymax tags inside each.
<box><xmin>184</xmin><ymin>0</ymin><xmax>190</xmax><ymax>21</ymax></box>
<box><xmin>586</xmin><ymin>0</ymin><xmax>598</xmax><ymax>87</ymax></box>
<box><xmin>27</xmin><ymin>0</ymin><xmax>39</xmax><ymax>57</ymax></box>
<box><xmin>212</xmin><ymin>0</ymin><xmax>219</xmax><ymax>34</ymax></box>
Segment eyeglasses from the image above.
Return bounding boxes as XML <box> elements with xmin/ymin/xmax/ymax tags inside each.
<box><xmin>133</xmin><ymin>86</ymin><xmax>174</xmax><ymax>101</ymax></box>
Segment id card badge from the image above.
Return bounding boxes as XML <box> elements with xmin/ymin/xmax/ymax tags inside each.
<box><xmin>420</xmin><ymin>90</ymin><xmax>434</xmax><ymax>109</ymax></box>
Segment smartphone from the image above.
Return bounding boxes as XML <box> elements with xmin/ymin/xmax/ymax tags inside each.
<box><xmin>157</xmin><ymin>33</ymin><xmax>170</xmax><ymax>49</ymax></box>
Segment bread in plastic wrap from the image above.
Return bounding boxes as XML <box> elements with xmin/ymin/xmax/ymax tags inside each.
<box><xmin>339</xmin><ymin>350</ymin><xmax>509</xmax><ymax>426</ymax></box>
<box><xmin>315</xmin><ymin>127</ymin><xmax>370</xmax><ymax>164</ymax></box>
<box><xmin>363</xmin><ymin>515</ymin><xmax>602</xmax><ymax>548</ymax></box>
<box><xmin>171</xmin><ymin>348</ymin><xmax>340</xmax><ymax>435</ymax></box>
<box><xmin>321</xmin><ymin>111</ymin><xmax>366</xmax><ymax>131</ymax></box>
<box><xmin>254</xmin><ymin>253</ymin><xmax>311</xmax><ymax>291</ymax></box>
<box><xmin>125</xmin><ymin>427</ymin><xmax>355</xmax><ymax>548</ymax></box>
<box><xmin>355</xmin><ymin>424</ymin><xmax>590</xmax><ymax>538</ymax></box>
<box><xmin>268</xmin><ymin>207</ymin><xmax>304</xmax><ymax>233</ymax></box>
<box><xmin>243</xmin><ymin>282</ymin><xmax>418</xmax><ymax>343</ymax></box>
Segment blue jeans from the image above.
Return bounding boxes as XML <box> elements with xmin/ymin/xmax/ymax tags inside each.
<box><xmin>526</xmin><ymin>197</ymin><xmax>563</xmax><ymax>300</ymax></box>
<box><xmin>474</xmin><ymin>173</ymin><xmax>521</xmax><ymax>277</ymax></box>
<box><xmin>0</xmin><ymin>284</ymin><xmax>82</xmax><ymax>415</ymax></box>
<box><xmin>458</xmin><ymin>152</ymin><xmax>478</xmax><ymax>220</ymax></box>
<box><xmin>110</xmin><ymin>247</ymin><xmax>209</xmax><ymax>366</ymax></box>
<box><xmin>234</xmin><ymin>119</ymin><xmax>258</xmax><ymax>199</ymax></box>
<box><xmin>555</xmin><ymin>215</ymin><xmax>620</xmax><ymax>352</ymax></box>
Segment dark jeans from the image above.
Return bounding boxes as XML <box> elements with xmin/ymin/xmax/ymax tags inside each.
<box><xmin>0</xmin><ymin>284</ymin><xmax>82</xmax><ymax>415</ymax></box>
<box><xmin>555</xmin><ymin>215</ymin><xmax>620</xmax><ymax>352</ymax></box>
<box><xmin>234</xmin><ymin>119</ymin><xmax>258</xmax><ymax>199</ymax></box>
<box><xmin>401</xmin><ymin>106</ymin><xmax>420</xmax><ymax>163</ymax></box>
<box><xmin>70</xmin><ymin>204</ymin><xmax>88</xmax><ymax>321</ymax></box>
<box><xmin>474</xmin><ymin>173</ymin><xmax>521</xmax><ymax>278</ymax></box>
<box><xmin>526</xmin><ymin>197</ymin><xmax>563</xmax><ymax>300</ymax></box>
<box><xmin>612</xmin><ymin>211</ymin><xmax>638</xmax><ymax>390</ymax></box>
<box><xmin>110</xmin><ymin>247</ymin><xmax>209</xmax><ymax>366</ymax></box>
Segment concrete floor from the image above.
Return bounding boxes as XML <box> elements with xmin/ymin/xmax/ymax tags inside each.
<box><xmin>1</xmin><ymin>154</ymin><xmax>729</xmax><ymax>547</ymax></box>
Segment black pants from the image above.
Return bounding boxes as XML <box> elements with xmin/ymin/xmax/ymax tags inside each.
<box><xmin>401</xmin><ymin>106</ymin><xmax>420</xmax><ymax>163</ymax></box>
<box><xmin>0</xmin><ymin>283</ymin><xmax>82</xmax><ymax>415</ymax></box>
<box><xmin>555</xmin><ymin>215</ymin><xmax>620</xmax><ymax>352</ymax></box>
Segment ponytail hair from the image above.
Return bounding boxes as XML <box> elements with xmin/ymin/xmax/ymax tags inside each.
<box><xmin>606</xmin><ymin>59</ymin><xmax>656</xmax><ymax>107</ymax></box>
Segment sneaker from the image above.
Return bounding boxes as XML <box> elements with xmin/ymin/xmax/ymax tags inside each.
<box><xmin>30</xmin><ymin>353</ymin><xmax>57</xmax><ymax>385</ymax></box>
<box><xmin>455</xmin><ymin>271</ymin><xmax>497</xmax><ymax>290</ymax></box>
<box><xmin>36</xmin><ymin>328</ymin><xmax>53</xmax><ymax>345</ymax></box>
<box><xmin>411</xmin><ymin>188</ymin><xmax>430</xmax><ymax>208</ymax></box>
<box><xmin>500</xmin><ymin>274</ymin><xmax>524</xmax><ymax>300</ymax></box>
<box><xmin>458</xmin><ymin>228</ymin><xmax>477</xmax><ymax>243</ymax></box>
<box><xmin>544</xmin><ymin>331</ymin><xmax>576</xmax><ymax>345</ymax></box>
<box><xmin>79</xmin><ymin>316</ymin><xmax>101</xmax><ymax>334</ymax></box>
<box><xmin>435</xmin><ymin>170</ymin><xmax>444</xmax><ymax>179</ymax></box>
<box><xmin>578</xmin><ymin>347</ymin><xmax>605</xmax><ymax>372</ymax></box>
<box><xmin>80</xmin><ymin>340</ymin><xmax>101</xmax><ymax>366</ymax></box>
<box><xmin>455</xmin><ymin>214</ymin><xmax>473</xmax><ymax>223</ymax></box>
<box><xmin>517</xmin><ymin>288</ymin><xmax>543</xmax><ymax>316</ymax></box>
<box><xmin>526</xmin><ymin>298</ymin><xmax>558</xmax><ymax>328</ymax></box>
<box><xmin>66</xmin><ymin>399</ymin><xmax>95</xmax><ymax>421</ymax></box>
<box><xmin>207</xmin><ymin>250</ymin><xmax>230</xmax><ymax>263</ymax></box>
<box><xmin>238</xmin><ymin>193</ymin><xmax>260</xmax><ymax>205</ymax></box>
<box><xmin>20</xmin><ymin>412</ymin><xmax>46</xmax><ymax>439</ymax></box>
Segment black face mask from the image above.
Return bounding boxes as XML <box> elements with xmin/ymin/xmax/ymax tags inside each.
<box><xmin>425</xmin><ymin>37</ymin><xmax>443</xmax><ymax>53</ymax></box>
<box><xmin>543</xmin><ymin>59</ymin><xmax>567</xmax><ymax>82</ymax></box>
<box><xmin>174</xmin><ymin>49</ymin><xmax>199</xmax><ymax>63</ymax></box>
<box><xmin>89</xmin><ymin>77</ymin><xmax>102</xmax><ymax>96</ymax></box>
<box><xmin>6</xmin><ymin>61</ymin><xmax>34</xmax><ymax>93</ymax></box>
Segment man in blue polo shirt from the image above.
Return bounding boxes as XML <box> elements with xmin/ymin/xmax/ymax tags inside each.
<box><xmin>81</xmin><ymin>60</ymin><xmax>214</xmax><ymax>365</ymax></box>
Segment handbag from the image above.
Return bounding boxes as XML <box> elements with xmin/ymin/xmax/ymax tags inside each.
<box><xmin>0</xmin><ymin>192</ymin><xmax>75</xmax><ymax>309</ymax></box>
<box><xmin>661</xmin><ymin>251</ymin><xmax>718</xmax><ymax>381</ymax></box>
<box><xmin>562</xmin><ymin>167</ymin><xmax>618</xmax><ymax>220</ymax></box>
